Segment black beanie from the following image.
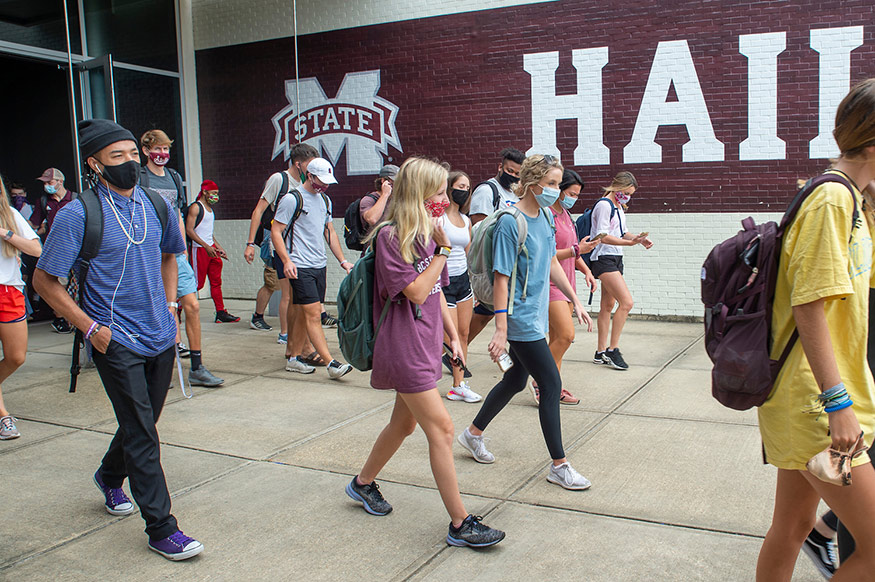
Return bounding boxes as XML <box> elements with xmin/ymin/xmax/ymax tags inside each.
<box><xmin>78</xmin><ymin>119</ymin><xmax>137</xmax><ymax>160</ymax></box>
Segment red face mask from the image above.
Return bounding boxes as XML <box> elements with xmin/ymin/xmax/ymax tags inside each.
<box><xmin>149</xmin><ymin>151</ymin><xmax>170</xmax><ymax>166</ymax></box>
<box><xmin>425</xmin><ymin>199</ymin><xmax>450</xmax><ymax>218</ymax></box>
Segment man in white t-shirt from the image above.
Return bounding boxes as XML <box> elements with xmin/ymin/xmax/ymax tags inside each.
<box><xmin>467</xmin><ymin>147</ymin><xmax>524</xmax><ymax>226</ymax></box>
<box><xmin>243</xmin><ymin>143</ymin><xmax>317</xmax><ymax>339</ymax></box>
<box><xmin>271</xmin><ymin>158</ymin><xmax>354</xmax><ymax>378</ymax></box>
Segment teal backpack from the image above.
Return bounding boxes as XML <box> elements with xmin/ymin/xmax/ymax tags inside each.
<box><xmin>336</xmin><ymin>224</ymin><xmax>392</xmax><ymax>371</ymax></box>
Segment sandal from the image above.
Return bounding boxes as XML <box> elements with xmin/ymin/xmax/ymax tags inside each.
<box><xmin>299</xmin><ymin>351</ymin><xmax>327</xmax><ymax>366</ymax></box>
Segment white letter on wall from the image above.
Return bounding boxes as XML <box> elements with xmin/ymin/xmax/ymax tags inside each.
<box><xmin>809</xmin><ymin>26</ymin><xmax>864</xmax><ymax>159</ymax></box>
<box><xmin>524</xmin><ymin>48</ymin><xmax>610</xmax><ymax>165</ymax></box>
<box><xmin>624</xmin><ymin>40</ymin><xmax>724</xmax><ymax>164</ymax></box>
<box><xmin>739</xmin><ymin>32</ymin><xmax>786</xmax><ymax>160</ymax></box>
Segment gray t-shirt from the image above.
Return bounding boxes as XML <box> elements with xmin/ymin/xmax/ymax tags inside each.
<box><xmin>273</xmin><ymin>188</ymin><xmax>333</xmax><ymax>268</ymax></box>
<box><xmin>468</xmin><ymin>177</ymin><xmax>517</xmax><ymax>217</ymax></box>
<box><xmin>260</xmin><ymin>170</ymin><xmax>302</xmax><ymax>207</ymax></box>
<box><xmin>145</xmin><ymin>168</ymin><xmax>182</xmax><ymax>210</ymax></box>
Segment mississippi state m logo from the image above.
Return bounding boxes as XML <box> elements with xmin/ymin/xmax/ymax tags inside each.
<box><xmin>271</xmin><ymin>70</ymin><xmax>402</xmax><ymax>175</ymax></box>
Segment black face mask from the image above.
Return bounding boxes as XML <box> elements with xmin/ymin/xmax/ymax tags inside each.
<box><xmin>96</xmin><ymin>159</ymin><xmax>140</xmax><ymax>190</ymax></box>
<box><xmin>498</xmin><ymin>171</ymin><xmax>519</xmax><ymax>190</ymax></box>
<box><xmin>451</xmin><ymin>188</ymin><xmax>470</xmax><ymax>207</ymax></box>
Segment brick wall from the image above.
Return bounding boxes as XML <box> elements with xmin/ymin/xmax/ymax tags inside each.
<box><xmin>193</xmin><ymin>0</ymin><xmax>872</xmax><ymax>316</ymax></box>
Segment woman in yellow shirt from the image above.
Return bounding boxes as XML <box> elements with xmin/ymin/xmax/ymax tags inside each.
<box><xmin>756</xmin><ymin>79</ymin><xmax>875</xmax><ymax>581</ymax></box>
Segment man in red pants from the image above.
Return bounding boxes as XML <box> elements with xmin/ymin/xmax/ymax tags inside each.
<box><xmin>186</xmin><ymin>180</ymin><xmax>238</xmax><ymax>323</ymax></box>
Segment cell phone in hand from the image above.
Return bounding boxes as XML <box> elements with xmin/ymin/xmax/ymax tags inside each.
<box><xmin>639</xmin><ymin>232</ymin><xmax>649</xmax><ymax>238</ymax></box>
<box><xmin>591</xmin><ymin>232</ymin><xmax>608</xmax><ymax>241</ymax></box>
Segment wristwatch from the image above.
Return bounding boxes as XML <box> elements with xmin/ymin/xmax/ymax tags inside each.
<box><xmin>3</xmin><ymin>230</ymin><xmax>12</xmax><ymax>240</ymax></box>
<box><xmin>435</xmin><ymin>246</ymin><xmax>451</xmax><ymax>258</ymax></box>
<box><xmin>246</xmin><ymin>242</ymin><xmax>258</xmax><ymax>248</ymax></box>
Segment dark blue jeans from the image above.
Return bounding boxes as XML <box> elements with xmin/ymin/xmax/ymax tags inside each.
<box><xmin>92</xmin><ymin>340</ymin><xmax>177</xmax><ymax>541</ymax></box>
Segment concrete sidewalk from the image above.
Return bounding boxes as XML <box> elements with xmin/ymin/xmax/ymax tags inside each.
<box><xmin>1</xmin><ymin>299</ymin><xmax>825</xmax><ymax>581</ymax></box>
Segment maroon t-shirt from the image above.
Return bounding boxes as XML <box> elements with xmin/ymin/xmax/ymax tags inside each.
<box><xmin>371</xmin><ymin>226</ymin><xmax>448</xmax><ymax>393</ymax></box>
<box><xmin>31</xmin><ymin>190</ymin><xmax>77</xmax><ymax>233</ymax></box>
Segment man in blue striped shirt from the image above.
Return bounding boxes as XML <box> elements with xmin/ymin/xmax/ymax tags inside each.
<box><xmin>34</xmin><ymin>119</ymin><xmax>204</xmax><ymax>561</ymax></box>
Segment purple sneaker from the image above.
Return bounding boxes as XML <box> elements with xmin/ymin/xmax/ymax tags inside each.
<box><xmin>93</xmin><ymin>470</ymin><xmax>134</xmax><ymax>516</ymax></box>
<box><xmin>148</xmin><ymin>530</ymin><xmax>204</xmax><ymax>561</ymax></box>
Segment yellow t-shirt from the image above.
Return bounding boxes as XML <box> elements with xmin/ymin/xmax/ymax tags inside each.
<box><xmin>758</xmin><ymin>173</ymin><xmax>875</xmax><ymax>470</ymax></box>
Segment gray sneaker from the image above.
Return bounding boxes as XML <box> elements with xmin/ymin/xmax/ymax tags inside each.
<box><xmin>327</xmin><ymin>360</ymin><xmax>352</xmax><ymax>379</ymax></box>
<box><xmin>547</xmin><ymin>461</ymin><xmax>592</xmax><ymax>490</ymax></box>
<box><xmin>457</xmin><ymin>429</ymin><xmax>495</xmax><ymax>464</ymax></box>
<box><xmin>188</xmin><ymin>365</ymin><xmax>224</xmax><ymax>387</ymax></box>
<box><xmin>286</xmin><ymin>356</ymin><xmax>315</xmax><ymax>374</ymax></box>
<box><xmin>0</xmin><ymin>415</ymin><xmax>20</xmax><ymax>440</ymax></box>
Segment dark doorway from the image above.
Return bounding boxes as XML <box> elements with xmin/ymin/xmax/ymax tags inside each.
<box><xmin>0</xmin><ymin>54</ymin><xmax>76</xmax><ymax>203</ymax></box>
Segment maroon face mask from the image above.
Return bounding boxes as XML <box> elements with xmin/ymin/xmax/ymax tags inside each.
<box><xmin>149</xmin><ymin>151</ymin><xmax>170</xmax><ymax>166</ymax></box>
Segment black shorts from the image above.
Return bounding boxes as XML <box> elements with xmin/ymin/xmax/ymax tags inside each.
<box><xmin>443</xmin><ymin>272</ymin><xmax>474</xmax><ymax>308</ymax></box>
<box><xmin>590</xmin><ymin>255</ymin><xmax>624</xmax><ymax>278</ymax></box>
<box><xmin>290</xmin><ymin>267</ymin><xmax>327</xmax><ymax>305</ymax></box>
<box><xmin>473</xmin><ymin>302</ymin><xmax>494</xmax><ymax>316</ymax></box>
<box><xmin>272</xmin><ymin>252</ymin><xmax>287</xmax><ymax>279</ymax></box>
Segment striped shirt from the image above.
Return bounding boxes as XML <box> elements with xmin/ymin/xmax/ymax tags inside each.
<box><xmin>37</xmin><ymin>183</ymin><xmax>185</xmax><ymax>357</ymax></box>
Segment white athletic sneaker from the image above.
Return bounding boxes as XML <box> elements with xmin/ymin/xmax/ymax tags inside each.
<box><xmin>457</xmin><ymin>429</ymin><xmax>495</xmax><ymax>464</ymax></box>
<box><xmin>447</xmin><ymin>382</ymin><xmax>482</xmax><ymax>403</ymax></box>
<box><xmin>286</xmin><ymin>356</ymin><xmax>315</xmax><ymax>374</ymax></box>
<box><xmin>327</xmin><ymin>360</ymin><xmax>353</xmax><ymax>379</ymax></box>
<box><xmin>546</xmin><ymin>461</ymin><xmax>592</xmax><ymax>490</ymax></box>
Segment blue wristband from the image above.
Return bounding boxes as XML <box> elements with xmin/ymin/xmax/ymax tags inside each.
<box><xmin>825</xmin><ymin>399</ymin><xmax>854</xmax><ymax>413</ymax></box>
<box><xmin>493</xmin><ymin>309</ymin><xmax>508</xmax><ymax>314</ymax></box>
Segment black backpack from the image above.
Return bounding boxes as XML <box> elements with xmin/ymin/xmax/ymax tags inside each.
<box><xmin>39</xmin><ymin>191</ymin><xmax>79</xmax><ymax>224</ymax></box>
<box><xmin>276</xmin><ymin>188</ymin><xmax>331</xmax><ymax>253</ymax></box>
<box><xmin>474</xmin><ymin>180</ymin><xmax>502</xmax><ymax>213</ymax></box>
<box><xmin>183</xmin><ymin>200</ymin><xmax>206</xmax><ymax>248</ymax></box>
<box><xmin>254</xmin><ymin>171</ymin><xmax>294</xmax><ymax>246</ymax></box>
<box><xmin>69</xmin><ymin>186</ymin><xmax>169</xmax><ymax>393</ymax></box>
<box><xmin>343</xmin><ymin>192</ymin><xmax>379</xmax><ymax>251</ymax></box>
<box><xmin>575</xmin><ymin>197</ymin><xmax>623</xmax><ymax>267</ymax></box>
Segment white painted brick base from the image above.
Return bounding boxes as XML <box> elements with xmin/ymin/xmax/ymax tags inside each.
<box><xmin>215</xmin><ymin>212</ymin><xmax>782</xmax><ymax>318</ymax></box>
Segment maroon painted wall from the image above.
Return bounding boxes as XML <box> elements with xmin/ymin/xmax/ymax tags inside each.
<box><xmin>195</xmin><ymin>0</ymin><xmax>875</xmax><ymax>220</ymax></box>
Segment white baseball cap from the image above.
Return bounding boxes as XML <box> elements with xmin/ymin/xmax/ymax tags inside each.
<box><xmin>307</xmin><ymin>157</ymin><xmax>338</xmax><ymax>184</ymax></box>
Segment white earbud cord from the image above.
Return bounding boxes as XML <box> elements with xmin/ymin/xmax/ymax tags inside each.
<box><xmin>99</xmin><ymin>184</ymin><xmax>148</xmax><ymax>344</ymax></box>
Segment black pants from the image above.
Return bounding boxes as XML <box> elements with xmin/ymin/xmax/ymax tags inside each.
<box><xmin>92</xmin><ymin>340</ymin><xmax>178</xmax><ymax>540</ymax></box>
<box><xmin>472</xmin><ymin>338</ymin><xmax>565</xmax><ymax>460</ymax></box>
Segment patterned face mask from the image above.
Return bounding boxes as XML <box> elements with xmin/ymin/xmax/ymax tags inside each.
<box><xmin>425</xmin><ymin>199</ymin><xmax>450</xmax><ymax>217</ymax></box>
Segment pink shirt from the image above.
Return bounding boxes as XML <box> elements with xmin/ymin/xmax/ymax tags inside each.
<box><xmin>549</xmin><ymin>207</ymin><xmax>577</xmax><ymax>302</ymax></box>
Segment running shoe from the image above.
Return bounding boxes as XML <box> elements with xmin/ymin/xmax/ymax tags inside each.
<box><xmin>250</xmin><ymin>314</ymin><xmax>272</xmax><ymax>331</ymax></box>
<box><xmin>277</xmin><ymin>333</ymin><xmax>288</xmax><ymax>345</ymax></box>
<box><xmin>188</xmin><ymin>365</ymin><xmax>224</xmax><ymax>387</ymax></box>
<box><xmin>345</xmin><ymin>476</ymin><xmax>393</xmax><ymax>516</ymax></box>
<box><xmin>802</xmin><ymin>534</ymin><xmax>838</xmax><ymax>579</ymax></box>
<box><xmin>547</xmin><ymin>461</ymin><xmax>592</xmax><ymax>490</ymax></box>
<box><xmin>0</xmin><ymin>415</ymin><xmax>20</xmax><ymax>440</ymax></box>
<box><xmin>559</xmin><ymin>389</ymin><xmax>580</xmax><ymax>405</ymax></box>
<box><xmin>176</xmin><ymin>342</ymin><xmax>190</xmax><ymax>358</ymax></box>
<box><xmin>604</xmin><ymin>348</ymin><xmax>629</xmax><ymax>370</ymax></box>
<box><xmin>593</xmin><ymin>351</ymin><xmax>610</xmax><ymax>365</ymax></box>
<box><xmin>327</xmin><ymin>360</ymin><xmax>353</xmax><ymax>379</ymax></box>
<box><xmin>286</xmin><ymin>356</ymin><xmax>315</xmax><ymax>374</ymax></box>
<box><xmin>457</xmin><ymin>429</ymin><xmax>495</xmax><ymax>464</ymax></box>
<box><xmin>446</xmin><ymin>514</ymin><xmax>505</xmax><ymax>548</ymax></box>
<box><xmin>321</xmin><ymin>313</ymin><xmax>339</xmax><ymax>328</ymax></box>
<box><xmin>447</xmin><ymin>382</ymin><xmax>482</xmax><ymax>403</ymax></box>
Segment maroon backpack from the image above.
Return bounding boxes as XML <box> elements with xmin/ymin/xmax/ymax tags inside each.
<box><xmin>701</xmin><ymin>173</ymin><xmax>858</xmax><ymax>410</ymax></box>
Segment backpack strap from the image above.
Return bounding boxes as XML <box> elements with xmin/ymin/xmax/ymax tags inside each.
<box><xmin>139</xmin><ymin>187</ymin><xmax>170</xmax><ymax>241</ymax></box>
<box><xmin>280</xmin><ymin>188</ymin><xmax>305</xmax><ymax>249</ymax></box>
<box><xmin>782</xmin><ymin>172</ymin><xmax>859</xmax><ymax>242</ymax></box>
<box><xmin>138</xmin><ymin>166</ymin><xmax>150</xmax><ymax>188</ymax></box>
<box><xmin>498</xmin><ymin>207</ymin><xmax>530</xmax><ymax>316</ymax></box>
<box><xmin>167</xmin><ymin>168</ymin><xmax>186</xmax><ymax>211</ymax></box>
<box><xmin>70</xmin><ymin>188</ymin><xmax>103</xmax><ymax>393</ymax></box>
<box><xmin>487</xmin><ymin>181</ymin><xmax>501</xmax><ymax>211</ymax></box>
<box><xmin>278</xmin><ymin>171</ymin><xmax>290</xmax><ymax>210</ymax></box>
<box><xmin>193</xmin><ymin>200</ymin><xmax>205</xmax><ymax>228</ymax></box>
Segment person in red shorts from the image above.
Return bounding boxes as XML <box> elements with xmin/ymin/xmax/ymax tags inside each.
<box><xmin>0</xmin><ymin>180</ymin><xmax>42</xmax><ymax>439</ymax></box>
<box><xmin>186</xmin><ymin>180</ymin><xmax>238</xmax><ymax>323</ymax></box>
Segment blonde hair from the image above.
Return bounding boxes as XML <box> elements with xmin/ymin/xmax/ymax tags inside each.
<box><xmin>602</xmin><ymin>171</ymin><xmax>638</xmax><ymax>193</ymax></box>
<box><xmin>369</xmin><ymin>157</ymin><xmax>447</xmax><ymax>264</ymax></box>
<box><xmin>140</xmin><ymin>129</ymin><xmax>173</xmax><ymax>150</ymax></box>
<box><xmin>0</xmin><ymin>181</ymin><xmax>20</xmax><ymax>258</ymax></box>
<box><xmin>511</xmin><ymin>154</ymin><xmax>564</xmax><ymax>199</ymax></box>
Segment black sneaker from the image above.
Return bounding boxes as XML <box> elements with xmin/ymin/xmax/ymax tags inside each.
<box><xmin>604</xmin><ymin>348</ymin><xmax>629</xmax><ymax>370</ymax></box>
<box><xmin>250</xmin><ymin>314</ymin><xmax>272</xmax><ymax>331</ymax></box>
<box><xmin>215</xmin><ymin>310</ymin><xmax>240</xmax><ymax>323</ymax></box>
<box><xmin>443</xmin><ymin>353</ymin><xmax>472</xmax><ymax>378</ymax></box>
<box><xmin>446</xmin><ymin>514</ymin><xmax>505</xmax><ymax>548</ymax></box>
<box><xmin>593</xmin><ymin>351</ymin><xmax>610</xmax><ymax>365</ymax></box>
<box><xmin>801</xmin><ymin>534</ymin><xmax>837</xmax><ymax>579</ymax></box>
<box><xmin>176</xmin><ymin>342</ymin><xmax>191</xmax><ymax>358</ymax></box>
<box><xmin>345</xmin><ymin>476</ymin><xmax>392</xmax><ymax>516</ymax></box>
<box><xmin>52</xmin><ymin>318</ymin><xmax>72</xmax><ymax>334</ymax></box>
<box><xmin>321</xmin><ymin>313</ymin><xmax>338</xmax><ymax>328</ymax></box>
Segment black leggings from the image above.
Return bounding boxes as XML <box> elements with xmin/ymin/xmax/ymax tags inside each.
<box><xmin>472</xmin><ymin>338</ymin><xmax>565</xmax><ymax>460</ymax></box>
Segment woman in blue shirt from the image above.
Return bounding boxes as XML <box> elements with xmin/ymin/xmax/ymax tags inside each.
<box><xmin>458</xmin><ymin>154</ymin><xmax>593</xmax><ymax>490</ymax></box>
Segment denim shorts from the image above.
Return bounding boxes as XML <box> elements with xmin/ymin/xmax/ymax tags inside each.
<box><xmin>176</xmin><ymin>253</ymin><xmax>197</xmax><ymax>297</ymax></box>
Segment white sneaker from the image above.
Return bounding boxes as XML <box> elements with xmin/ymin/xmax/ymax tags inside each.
<box><xmin>286</xmin><ymin>356</ymin><xmax>315</xmax><ymax>374</ymax></box>
<box><xmin>457</xmin><ymin>429</ymin><xmax>495</xmax><ymax>464</ymax></box>
<box><xmin>546</xmin><ymin>462</ymin><xmax>591</xmax><ymax>490</ymax></box>
<box><xmin>447</xmin><ymin>382</ymin><xmax>482</xmax><ymax>403</ymax></box>
<box><xmin>327</xmin><ymin>360</ymin><xmax>352</xmax><ymax>379</ymax></box>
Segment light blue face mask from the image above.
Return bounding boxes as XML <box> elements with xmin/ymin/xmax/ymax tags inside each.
<box><xmin>44</xmin><ymin>184</ymin><xmax>57</xmax><ymax>195</ymax></box>
<box><xmin>559</xmin><ymin>194</ymin><xmax>576</xmax><ymax>210</ymax></box>
<box><xmin>534</xmin><ymin>185</ymin><xmax>561</xmax><ymax>208</ymax></box>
